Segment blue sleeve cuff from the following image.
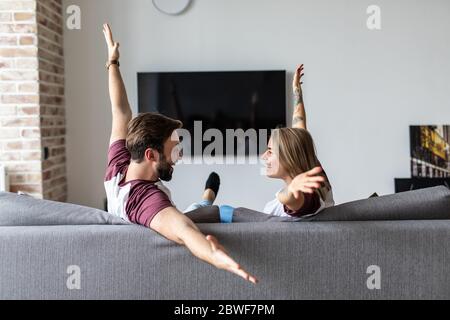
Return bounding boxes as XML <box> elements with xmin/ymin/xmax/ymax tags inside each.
<box><xmin>219</xmin><ymin>205</ymin><xmax>234</xmax><ymax>223</ymax></box>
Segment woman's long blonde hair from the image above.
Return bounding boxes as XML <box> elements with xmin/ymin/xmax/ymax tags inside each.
<box><xmin>271</xmin><ymin>127</ymin><xmax>331</xmax><ymax>201</ymax></box>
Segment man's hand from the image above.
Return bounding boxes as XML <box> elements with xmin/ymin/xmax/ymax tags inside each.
<box><xmin>103</xmin><ymin>23</ymin><xmax>120</xmax><ymax>61</ymax></box>
<box><xmin>150</xmin><ymin>207</ymin><xmax>259</xmax><ymax>285</ymax></box>
<box><xmin>288</xmin><ymin>166</ymin><xmax>325</xmax><ymax>199</ymax></box>
<box><xmin>206</xmin><ymin>235</ymin><xmax>258</xmax><ymax>284</ymax></box>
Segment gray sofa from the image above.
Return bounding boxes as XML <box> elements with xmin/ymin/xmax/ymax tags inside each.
<box><xmin>1</xmin><ymin>186</ymin><xmax>449</xmax><ymax>300</ymax></box>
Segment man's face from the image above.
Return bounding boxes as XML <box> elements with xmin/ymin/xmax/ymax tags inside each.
<box><xmin>157</xmin><ymin>130</ymin><xmax>182</xmax><ymax>182</ymax></box>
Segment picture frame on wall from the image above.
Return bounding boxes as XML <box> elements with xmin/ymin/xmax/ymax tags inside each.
<box><xmin>410</xmin><ymin>125</ymin><xmax>450</xmax><ymax>178</ymax></box>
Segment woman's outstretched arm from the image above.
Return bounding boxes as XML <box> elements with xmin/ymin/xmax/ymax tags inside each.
<box><xmin>292</xmin><ymin>64</ymin><xmax>307</xmax><ymax>130</ymax></box>
<box><xmin>277</xmin><ymin>166</ymin><xmax>324</xmax><ymax>211</ymax></box>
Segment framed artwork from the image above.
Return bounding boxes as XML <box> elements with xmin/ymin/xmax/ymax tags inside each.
<box><xmin>410</xmin><ymin>126</ymin><xmax>450</xmax><ymax>178</ymax></box>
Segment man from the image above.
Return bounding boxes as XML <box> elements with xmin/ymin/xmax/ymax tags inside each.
<box><xmin>102</xmin><ymin>23</ymin><xmax>257</xmax><ymax>284</ymax></box>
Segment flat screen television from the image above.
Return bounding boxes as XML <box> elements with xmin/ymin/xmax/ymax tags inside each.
<box><xmin>138</xmin><ymin>70</ymin><xmax>286</xmax><ymax>156</ymax></box>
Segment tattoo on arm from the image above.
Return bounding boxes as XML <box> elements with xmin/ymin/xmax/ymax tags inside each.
<box><xmin>293</xmin><ymin>87</ymin><xmax>306</xmax><ymax>128</ymax></box>
<box><xmin>294</xmin><ymin>93</ymin><xmax>304</xmax><ymax>106</ymax></box>
<box><xmin>294</xmin><ymin>85</ymin><xmax>304</xmax><ymax>105</ymax></box>
<box><xmin>293</xmin><ymin>115</ymin><xmax>305</xmax><ymax>126</ymax></box>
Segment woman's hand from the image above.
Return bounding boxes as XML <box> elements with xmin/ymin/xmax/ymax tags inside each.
<box><xmin>206</xmin><ymin>235</ymin><xmax>258</xmax><ymax>284</ymax></box>
<box><xmin>292</xmin><ymin>64</ymin><xmax>305</xmax><ymax>94</ymax></box>
<box><xmin>103</xmin><ymin>23</ymin><xmax>120</xmax><ymax>61</ymax></box>
<box><xmin>288</xmin><ymin>166</ymin><xmax>325</xmax><ymax>199</ymax></box>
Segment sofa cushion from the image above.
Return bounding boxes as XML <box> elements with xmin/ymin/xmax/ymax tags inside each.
<box><xmin>312</xmin><ymin>186</ymin><xmax>450</xmax><ymax>221</ymax></box>
<box><xmin>0</xmin><ymin>192</ymin><xmax>129</xmax><ymax>226</ymax></box>
<box><xmin>185</xmin><ymin>206</ymin><xmax>293</xmax><ymax>223</ymax></box>
<box><xmin>184</xmin><ymin>206</ymin><xmax>221</xmax><ymax>223</ymax></box>
<box><xmin>232</xmin><ymin>207</ymin><xmax>299</xmax><ymax>222</ymax></box>
<box><xmin>231</xmin><ymin>186</ymin><xmax>450</xmax><ymax>222</ymax></box>
<box><xmin>0</xmin><ymin>192</ymin><xmax>227</xmax><ymax>226</ymax></box>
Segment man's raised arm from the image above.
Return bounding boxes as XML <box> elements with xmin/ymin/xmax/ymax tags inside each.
<box><xmin>103</xmin><ymin>23</ymin><xmax>132</xmax><ymax>146</ymax></box>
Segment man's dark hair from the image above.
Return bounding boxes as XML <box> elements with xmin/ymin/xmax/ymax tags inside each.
<box><xmin>126</xmin><ymin>112</ymin><xmax>182</xmax><ymax>163</ymax></box>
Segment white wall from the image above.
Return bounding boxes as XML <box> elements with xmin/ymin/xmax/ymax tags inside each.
<box><xmin>63</xmin><ymin>0</ymin><xmax>450</xmax><ymax>210</ymax></box>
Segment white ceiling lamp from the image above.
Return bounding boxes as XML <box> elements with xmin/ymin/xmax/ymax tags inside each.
<box><xmin>152</xmin><ymin>0</ymin><xmax>192</xmax><ymax>16</ymax></box>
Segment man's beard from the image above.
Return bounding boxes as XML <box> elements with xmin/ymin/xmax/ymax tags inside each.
<box><xmin>157</xmin><ymin>154</ymin><xmax>174</xmax><ymax>182</ymax></box>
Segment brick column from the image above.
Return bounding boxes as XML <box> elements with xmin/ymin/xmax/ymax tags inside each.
<box><xmin>0</xmin><ymin>0</ymin><xmax>67</xmax><ymax>201</ymax></box>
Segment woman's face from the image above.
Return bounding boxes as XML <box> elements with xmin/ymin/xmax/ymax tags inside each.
<box><xmin>261</xmin><ymin>137</ymin><xmax>288</xmax><ymax>179</ymax></box>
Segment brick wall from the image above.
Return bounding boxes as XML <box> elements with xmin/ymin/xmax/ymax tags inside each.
<box><xmin>0</xmin><ymin>0</ymin><xmax>67</xmax><ymax>201</ymax></box>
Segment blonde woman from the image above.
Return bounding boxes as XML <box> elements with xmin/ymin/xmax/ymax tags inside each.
<box><xmin>187</xmin><ymin>65</ymin><xmax>334</xmax><ymax>222</ymax></box>
<box><xmin>261</xmin><ymin>65</ymin><xmax>335</xmax><ymax>219</ymax></box>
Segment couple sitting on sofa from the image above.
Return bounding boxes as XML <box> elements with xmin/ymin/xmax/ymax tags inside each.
<box><xmin>102</xmin><ymin>24</ymin><xmax>334</xmax><ymax>284</ymax></box>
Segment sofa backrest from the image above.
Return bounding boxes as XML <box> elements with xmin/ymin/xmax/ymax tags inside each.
<box><xmin>312</xmin><ymin>186</ymin><xmax>450</xmax><ymax>221</ymax></box>
<box><xmin>0</xmin><ymin>192</ymin><xmax>129</xmax><ymax>226</ymax></box>
<box><xmin>2</xmin><ymin>185</ymin><xmax>449</xmax><ymax>226</ymax></box>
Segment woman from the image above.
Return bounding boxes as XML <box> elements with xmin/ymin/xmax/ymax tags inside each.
<box><xmin>261</xmin><ymin>64</ymin><xmax>334</xmax><ymax>219</ymax></box>
<box><xmin>186</xmin><ymin>65</ymin><xmax>334</xmax><ymax>221</ymax></box>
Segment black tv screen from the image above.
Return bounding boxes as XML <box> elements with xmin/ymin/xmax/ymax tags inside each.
<box><xmin>138</xmin><ymin>70</ymin><xmax>286</xmax><ymax>156</ymax></box>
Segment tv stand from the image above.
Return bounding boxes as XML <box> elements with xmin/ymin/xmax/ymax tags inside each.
<box><xmin>394</xmin><ymin>178</ymin><xmax>450</xmax><ymax>193</ymax></box>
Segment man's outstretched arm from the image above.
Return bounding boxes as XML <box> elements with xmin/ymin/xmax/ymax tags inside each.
<box><xmin>150</xmin><ymin>207</ymin><xmax>258</xmax><ymax>284</ymax></box>
<box><xmin>103</xmin><ymin>23</ymin><xmax>132</xmax><ymax>146</ymax></box>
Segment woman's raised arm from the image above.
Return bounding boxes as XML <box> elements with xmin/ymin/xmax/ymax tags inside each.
<box><xmin>292</xmin><ymin>64</ymin><xmax>307</xmax><ymax>130</ymax></box>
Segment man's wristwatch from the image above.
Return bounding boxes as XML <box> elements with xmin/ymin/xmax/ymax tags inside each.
<box><xmin>106</xmin><ymin>60</ymin><xmax>120</xmax><ymax>70</ymax></box>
